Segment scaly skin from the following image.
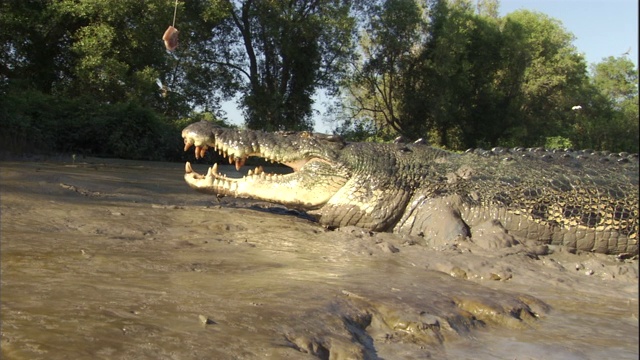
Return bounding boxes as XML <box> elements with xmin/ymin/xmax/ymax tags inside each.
<box><xmin>182</xmin><ymin>120</ymin><xmax>639</xmax><ymax>255</ymax></box>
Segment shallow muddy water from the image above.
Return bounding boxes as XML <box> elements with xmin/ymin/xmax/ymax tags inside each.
<box><xmin>1</xmin><ymin>157</ymin><xmax>638</xmax><ymax>359</ymax></box>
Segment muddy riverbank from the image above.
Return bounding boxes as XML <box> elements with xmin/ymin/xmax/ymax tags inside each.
<box><xmin>1</xmin><ymin>157</ymin><xmax>637</xmax><ymax>359</ymax></box>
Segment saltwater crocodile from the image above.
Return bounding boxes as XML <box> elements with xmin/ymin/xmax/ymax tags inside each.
<box><xmin>181</xmin><ymin>120</ymin><xmax>639</xmax><ymax>255</ymax></box>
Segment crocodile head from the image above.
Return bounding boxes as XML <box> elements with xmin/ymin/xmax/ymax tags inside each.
<box><xmin>182</xmin><ymin>120</ymin><xmax>445</xmax><ymax>231</ymax></box>
<box><xmin>182</xmin><ymin>120</ymin><xmax>349</xmax><ymax>210</ymax></box>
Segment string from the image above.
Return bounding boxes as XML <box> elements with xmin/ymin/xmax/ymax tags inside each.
<box><xmin>172</xmin><ymin>0</ymin><xmax>179</xmax><ymax>27</ymax></box>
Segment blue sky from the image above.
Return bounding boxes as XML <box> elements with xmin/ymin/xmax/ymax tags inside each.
<box><xmin>222</xmin><ymin>0</ymin><xmax>639</xmax><ymax>132</ymax></box>
<box><xmin>499</xmin><ymin>0</ymin><xmax>638</xmax><ymax>68</ymax></box>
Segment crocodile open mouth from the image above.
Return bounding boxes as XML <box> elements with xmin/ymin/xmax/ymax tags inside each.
<box><xmin>184</xmin><ymin>159</ymin><xmax>299</xmax><ymax>189</ymax></box>
<box><xmin>183</xmin><ymin>138</ymin><xmax>313</xmax><ymax>188</ymax></box>
<box><xmin>183</xmin><ymin>133</ymin><xmax>314</xmax><ymax>172</ymax></box>
<box><xmin>183</xmin><ymin>142</ymin><xmax>344</xmax><ymax>208</ymax></box>
<box><xmin>180</xmin><ymin>121</ymin><xmax>349</xmax><ymax>207</ymax></box>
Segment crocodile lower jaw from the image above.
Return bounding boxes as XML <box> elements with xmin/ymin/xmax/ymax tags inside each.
<box><xmin>184</xmin><ymin>161</ymin><xmax>346</xmax><ymax>209</ymax></box>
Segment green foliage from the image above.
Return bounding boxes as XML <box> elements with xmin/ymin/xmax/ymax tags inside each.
<box><xmin>334</xmin><ymin>0</ymin><xmax>637</xmax><ymax>152</ymax></box>
<box><xmin>2</xmin><ymin>0</ymin><xmax>637</xmax><ymax>160</ymax></box>
<box><xmin>196</xmin><ymin>0</ymin><xmax>360</xmax><ymax>131</ymax></box>
<box><xmin>590</xmin><ymin>57</ymin><xmax>639</xmax><ymax>151</ymax></box>
<box><xmin>340</xmin><ymin>0</ymin><xmax>424</xmax><ymax>136</ymax></box>
<box><xmin>545</xmin><ymin>136</ymin><xmax>573</xmax><ymax>150</ymax></box>
<box><xmin>2</xmin><ymin>0</ymin><xmax>192</xmax><ymax>117</ymax></box>
<box><xmin>0</xmin><ymin>89</ymin><xmax>181</xmax><ymax>160</ymax></box>
<box><xmin>396</xmin><ymin>0</ymin><xmax>522</xmax><ymax>148</ymax></box>
<box><xmin>566</xmin><ymin>56</ymin><xmax>639</xmax><ymax>152</ymax></box>
<box><xmin>591</xmin><ymin>56</ymin><xmax>638</xmax><ymax>105</ymax></box>
<box><xmin>502</xmin><ymin>10</ymin><xmax>588</xmax><ymax>146</ymax></box>
<box><xmin>334</xmin><ymin>119</ymin><xmax>395</xmax><ymax>142</ymax></box>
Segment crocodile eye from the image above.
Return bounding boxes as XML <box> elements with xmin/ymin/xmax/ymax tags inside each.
<box><xmin>325</xmin><ymin>134</ymin><xmax>344</xmax><ymax>143</ymax></box>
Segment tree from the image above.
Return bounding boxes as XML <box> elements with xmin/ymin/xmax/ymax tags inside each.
<box><xmin>338</xmin><ymin>1</ymin><xmax>591</xmax><ymax>150</ymax></box>
<box><xmin>1</xmin><ymin>0</ymin><xmax>194</xmax><ymax>117</ymax></box>
<box><xmin>397</xmin><ymin>0</ymin><xmax>514</xmax><ymax>148</ymax></box>
<box><xmin>339</xmin><ymin>0</ymin><xmax>424</xmax><ymax>139</ymax></box>
<box><xmin>573</xmin><ymin>56</ymin><xmax>639</xmax><ymax>152</ymax></box>
<box><xmin>2</xmin><ymin>0</ymin><xmax>362</xmax><ymax>136</ymax></box>
<box><xmin>591</xmin><ymin>56</ymin><xmax>638</xmax><ymax>106</ymax></box>
<box><xmin>475</xmin><ymin>0</ymin><xmax>500</xmax><ymax>18</ymax></box>
<box><xmin>502</xmin><ymin>10</ymin><xmax>589</xmax><ymax>147</ymax></box>
<box><xmin>195</xmin><ymin>0</ymin><xmax>360</xmax><ymax>131</ymax></box>
<box><xmin>1</xmin><ymin>0</ymin><xmax>73</xmax><ymax>94</ymax></box>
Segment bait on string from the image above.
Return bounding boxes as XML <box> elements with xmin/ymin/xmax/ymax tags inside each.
<box><xmin>162</xmin><ymin>0</ymin><xmax>179</xmax><ymax>51</ymax></box>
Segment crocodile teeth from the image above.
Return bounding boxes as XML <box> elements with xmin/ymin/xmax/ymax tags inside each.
<box><xmin>202</xmin><ymin>169</ymin><xmax>214</xmax><ymax>186</ymax></box>
<box><xmin>185</xmin><ymin>162</ymin><xmax>193</xmax><ymax>173</ymax></box>
<box><xmin>195</xmin><ymin>145</ymin><xmax>207</xmax><ymax>159</ymax></box>
<box><xmin>235</xmin><ymin>157</ymin><xmax>246</xmax><ymax>171</ymax></box>
<box><xmin>247</xmin><ymin>166</ymin><xmax>263</xmax><ymax>176</ymax></box>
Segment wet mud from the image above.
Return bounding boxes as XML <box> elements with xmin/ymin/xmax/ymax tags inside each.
<box><xmin>1</xmin><ymin>158</ymin><xmax>638</xmax><ymax>359</ymax></box>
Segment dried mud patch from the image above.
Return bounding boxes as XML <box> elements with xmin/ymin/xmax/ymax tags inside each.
<box><xmin>1</xmin><ymin>158</ymin><xmax>638</xmax><ymax>359</ymax></box>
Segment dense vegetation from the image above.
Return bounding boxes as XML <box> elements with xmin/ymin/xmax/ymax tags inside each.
<box><xmin>333</xmin><ymin>0</ymin><xmax>639</xmax><ymax>151</ymax></box>
<box><xmin>1</xmin><ymin>0</ymin><xmax>637</xmax><ymax>159</ymax></box>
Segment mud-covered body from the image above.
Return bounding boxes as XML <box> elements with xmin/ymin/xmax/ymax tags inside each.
<box><xmin>182</xmin><ymin>121</ymin><xmax>638</xmax><ymax>255</ymax></box>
